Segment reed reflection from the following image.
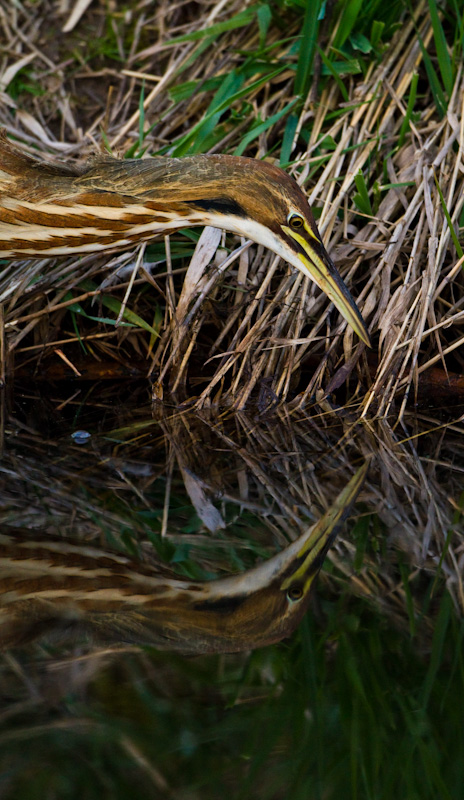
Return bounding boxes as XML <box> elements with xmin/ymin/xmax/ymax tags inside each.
<box><xmin>0</xmin><ymin>468</ymin><xmax>366</xmax><ymax>653</ymax></box>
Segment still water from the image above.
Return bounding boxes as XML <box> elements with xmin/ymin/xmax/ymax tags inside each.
<box><xmin>0</xmin><ymin>380</ymin><xmax>462</xmax><ymax>799</ymax></box>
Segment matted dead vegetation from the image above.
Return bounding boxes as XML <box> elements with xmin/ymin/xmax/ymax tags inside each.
<box><xmin>0</xmin><ymin>395</ymin><xmax>454</xmax><ymax>637</ymax></box>
<box><xmin>0</xmin><ymin>0</ymin><xmax>463</xmax><ymax>619</ymax></box>
<box><xmin>0</xmin><ymin>0</ymin><xmax>462</xmax><ymax>409</ymax></box>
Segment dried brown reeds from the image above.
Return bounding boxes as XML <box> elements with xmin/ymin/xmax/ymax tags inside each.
<box><xmin>1</xmin><ymin>10</ymin><xmax>464</xmax><ymax>793</ymax></box>
<box><xmin>0</xmin><ymin>1</ymin><xmax>463</xmax><ymax>411</ymax></box>
<box><xmin>0</xmin><ymin>0</ymin><xmax>462</xmax><ymax>620</ymax></box>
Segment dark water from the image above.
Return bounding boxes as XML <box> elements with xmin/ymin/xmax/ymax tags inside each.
<box><xmin>0</xmin><ymin>380</ymin><xmax>463</xmax><ymax>799</ymax></box>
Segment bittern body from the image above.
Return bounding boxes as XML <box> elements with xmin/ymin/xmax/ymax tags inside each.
<box><xmin>0</xmin><ymin>131</ymin><xmax>369</xmax><ymax>344</ymax></box>
<box><xmin>0</xmin><ymin>468</ymin><xmax>365</xmax><ymax>653</ymax></box>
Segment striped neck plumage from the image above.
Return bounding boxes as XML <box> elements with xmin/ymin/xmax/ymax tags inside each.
<box><xmin>0</xmin><ymin>132</ymin><xmax>370</xmax><ymax>344</ymax></box>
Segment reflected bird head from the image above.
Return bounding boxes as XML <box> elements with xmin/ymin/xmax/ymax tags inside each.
<box><xmin>0</xmin><ymin>466</ymin><xmax>367</xmax><ymax>654</ymax></box>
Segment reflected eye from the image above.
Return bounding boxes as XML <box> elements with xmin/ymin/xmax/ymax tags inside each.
<box><xmin>286</xmin><ymin>585</ymin><xmax>304</xmax><ymax>603</ymax></box>
<box><xmin>287</xmin><ymin>213</ymin><xmax>305</xmax><ymax>230</ymax></box>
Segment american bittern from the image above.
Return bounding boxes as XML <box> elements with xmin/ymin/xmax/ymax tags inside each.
<box><xmin>0</xmin><ymin>466</ymin><xmax>366</xmax><ymax>653</ymax></box>
<box><xmin>0</xmin><ymin>131</ymin><xmax>370</xmax><ymax>344</ymax></box>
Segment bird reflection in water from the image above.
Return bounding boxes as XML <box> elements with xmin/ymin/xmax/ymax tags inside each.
<box><xmin>0</xmin><ymin>466</ymin><xmax>366</xmax><ymax>654</ymax></box>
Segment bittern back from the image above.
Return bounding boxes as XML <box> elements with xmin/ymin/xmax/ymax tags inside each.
<box><xmin>0</xmin><ymin>131</ymin><xmax>370</xmax><ymax>344</ymax></box>
<box><xmin>0</xmin><ymin>467</ymin><xmax>366</xmax><ymax>654</ymax></box>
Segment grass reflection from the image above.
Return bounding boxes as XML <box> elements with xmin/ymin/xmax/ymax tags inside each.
<box><xmin>1</xmin><ymin>577</ymin><xmax>462</xmax><ymax>799</ymax></box>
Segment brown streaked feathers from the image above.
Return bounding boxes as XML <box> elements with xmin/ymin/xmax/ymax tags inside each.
<box><xmin>0</xmin><ymin>130</ymin><xmax>370</xmax><ymax>343</ymax></box>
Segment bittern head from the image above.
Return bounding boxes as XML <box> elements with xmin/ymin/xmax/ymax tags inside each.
<box><xmin>85</xmin><ymin>153</ymin><xmax>370</xmax><ymax>345</ymax></box>
<box><xmin>178</xmin><ymin>156</ymin><xmax>370</xmax><ymax>346</ymax></box>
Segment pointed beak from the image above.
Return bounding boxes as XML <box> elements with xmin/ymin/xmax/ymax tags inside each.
<box><xmin>299</xmin><ymin>245</ymin><xmax>371</xmax><ymax>346</ymax></box>
<box><xmin>283</xmin><ymin>225</ymin><xmax>371</xmax><ymax>346</ymax></box>
<box><xmin>206</xmin><ymin>463</ymin><xmax>369</xmax><ymax>602</ymax></box>
<box><xmin>280</xmin><ymin>462</ymin><xmax>369</xmax><ymax>596</ymax></box>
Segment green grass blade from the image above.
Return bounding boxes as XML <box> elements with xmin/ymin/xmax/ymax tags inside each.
<box><xmin>69</xmin><ymin>302</ymin><xmax>132</xmax><ymax>328</ymax></box>
<box><xmin>280</xmin><ymin>112</ymin><xmax>299</xmax><ymax>165</ymax></box>
<box><xmin>427</xmin><ymin>0</ymin><xmax>453</xmax><ymax>95</ymax></box>
<box><xmin>233</xmin><ymin>98</ymin><xmax>298</xmax><ymax>156</ymax></box>
<box><xmin>434</xmin><ymin>172</ymin><xmax>464</xmax><ymax>259</ymax></box>
<box><xmin>257</xmin><ymin>3</ymin><xmax>272</xmax><ymax>47</ymax></box>
<box><xmin>370</xmin><ymin>19</ymin><xmax>385</xmax><ymax>50</ymax></box>
<box><xmin>420</xmin><ymin>592</ymin><xmax>451</xmax><ymax>709</ymax></box>
<box><xmin>399</xmin><ymin>558</ymin><xmax>417</xmax><ymax>637</ymax></box>
<box><xmin>78</xmin><ymin>280</ymin><xmax>161</xmax><ymax>338</ymax></box>
<box><xmin>417</xmin><ymin>34</ymin><xmax>448</xmax><ymax>117</ymax></box>
<box><xmin>353</xmin><ymin>169</ymin><xmax>373</xmax><ymax>216</ymax></box>
<box><xmin>316</xmin><ymin>44</ymin><xmax>349</xmax><ymax>101</ymax></box>
<box><xmin>100</xmin><ymin>296</ymin><xmax>161</xmax><ymax>338</ymax></box>
<box><xmin>398</xmin><ymin>70</ymin><xmax>418</xmax><ymax>149</ymax></box>
<box><xmin>138</xmin><ymin>79</ymin><xmax>145</xmax><ymax>149</ymax></box>
<box><xmin>164</xmin><ymin>7</ymin><xmax>257</xmax><ymax>45</ymax></box>
<box><xmin>171</xmin><ymin>65</ymin><xmax>287</xmax><ymax>155</ymax></box>
<box><xmin>332</xmin><ymin>0</ymin><xmax>364</xmax><ymax>50</ymax></box>
<box><xmin>294</xmin><ymin>0</ymin><xmax>323</xmax><ymax>98</ymax></box>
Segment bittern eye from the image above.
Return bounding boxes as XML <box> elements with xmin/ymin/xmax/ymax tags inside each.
<box><xmin>286</xmin><ymin>584</ymin><xmax>304</xmax><ymax>603</ymax></box>
<box><xmin>287</xmin><ymin>213</ymin><xmax>305</xmax><ymax>230</ymax></box>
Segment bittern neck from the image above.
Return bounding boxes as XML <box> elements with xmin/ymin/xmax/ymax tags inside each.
<box><xmin>0</xmin><ymin>531</ymin><xmax>304</xmax><ymax>654</ymax></box>
<box><xmin>0</xmin><ymin>139</ymin><xmax>314</xmax><ymax>248</ymax></box>
<box><xmin>0</xmin><ymin>467</ymin><xmax>366</xmax><ymax>654</ymax></box>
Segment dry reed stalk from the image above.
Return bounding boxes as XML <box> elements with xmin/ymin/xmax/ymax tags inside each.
<box><xmin>0</xmin><ymin>0</ymin><xmax>462</xmax><ymax>625</ymax></box>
